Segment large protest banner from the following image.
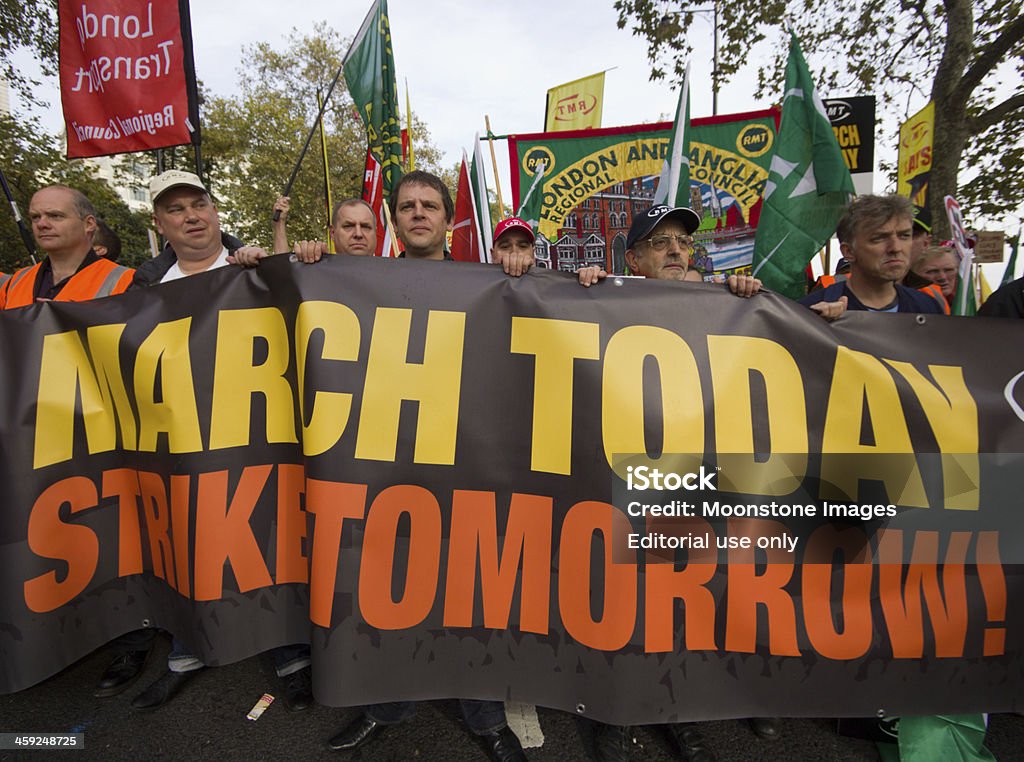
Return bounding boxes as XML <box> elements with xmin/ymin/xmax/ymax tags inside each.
<box><xmin>58</xmin><ymin>0</ymin><xmax>201</xmax><ymax>159</ymax></box>
<box><xmin>1</xmin><ymin>256</ymin><xmax>1022</xmax><ymax>722</ymax></box>
<box><xmin>507</xmin><ymin>110</ymin><xmax>779</xmax><ymax>275</ymax></box>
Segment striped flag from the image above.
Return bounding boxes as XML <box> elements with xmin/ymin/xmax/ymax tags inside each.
<box><xmin>652</xmin><ymin>62</ymin><xmax>692</xmax><ymax>208</ymax></box>
<box><xmin>451</xmin><ymin>149</ymin><xmax>488</xmax><ymax>263</ymax></box>
<box><xmin>517</xmin><ymin>160</ymin><xmax>547</xmax><ymax>232</ymax></box>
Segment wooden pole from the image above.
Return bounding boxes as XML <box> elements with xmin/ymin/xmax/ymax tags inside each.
<box><xmin>381</xmin><ymin>199</ymin><xmax>402</xmax><ymax>258</ymax></box>
<box><xmin>484</xmin><ymin>115</ymin><xmax>506</xmax><ymax>219</ymax></box>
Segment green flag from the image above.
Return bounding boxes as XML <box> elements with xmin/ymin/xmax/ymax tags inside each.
<box><xmin>1001</xmin><ymin>227</ymin><xmax>1020</xmax><ymax>286</ymax></box>
<box><xmin>343</xmin><ymin>0</ymin><xmax>403</xmax><ymax>196</ymax></box>
<box><xmin>652</xmin><ymin>62</ymin><xmax>691</xmax><ymax>208</ymax></box>
<box><xmin>517</xmin><ymin>160</ymin><xmax>547</xmax><ymax>232</ymax></box>
<box><xmin>470</xmin><ymin>136</ymin><xmax>493</xmax><ymax>253</ymax></box>
<box><xmin>752</xmin><ymin>33</ymin><xmax>854</xmax><ymax>299</ymax></box>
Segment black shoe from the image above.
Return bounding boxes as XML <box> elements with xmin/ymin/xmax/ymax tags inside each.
<box><xmin>669</xmin><ymin>723</ymin><xmax>717</xmax><ymax>762</ymax></box>
<box><xmin>282</xmin><ymin>667</ymin><xmax>313</xmax><ymax>713</ymax></box>
<box><xmin>750</xmin><ymin>717</ymin><xmax>781</xmax><ymax>741</ymax></box>
<box><xmin>478</xmin><ymin>726</ymin><xmax>527</xmax><ymax>762</ymax></box>
<box><xmin>594</xmin><ymin>723</ymin><xmax>633</xmax><ymax>762</ymax></box>
<box><xmin>327</xmin><ymin>714</ymin><xmax>385</xmax><ymax>751</ymax></box>
<box><xmin>130</xmin><ymin>668</ymin><xmax>203</xmax><ymax>711</ymax></box>
<box><xmin>94</xmin><ymin>649</ymin><xmax>149</xmax><ymax>697</ymax></box>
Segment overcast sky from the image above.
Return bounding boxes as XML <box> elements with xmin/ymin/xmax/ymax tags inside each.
<box><xmin>21</xmin><ymin>0</ymin><xmax>788</xmax><ymax>200</ymax></box>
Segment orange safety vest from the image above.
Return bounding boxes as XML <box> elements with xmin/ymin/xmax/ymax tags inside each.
<box><xmin>0</xmin><ymin>257</ymin><xmax>134</xmax><ymax>310</ymax></box>
<box><xmin>918</xmin><ymin>283</ymin><xmax>951</xmax><ymax>315</ymax></box>
<box><xmin>811</xmin><ymin>273</ymin><xmax>848</xmax><ymax>292</ymax></box>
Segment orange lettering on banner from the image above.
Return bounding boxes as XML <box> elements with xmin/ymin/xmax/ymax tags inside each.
<box><xmin>725</xmin><ymin>519</ymin><xmax>799</xmax><ymax>655</ymax></box>
<box><xmin>878</xmin><ymin>529</ymin><xmax>969</xmax><ymax>658</ymax></box>
<box><xmin>306</xmin><ymin>479</ymin><xmax>367</xmax><ymax>627</ymax></box>
<box><xmin>170</xmin><ymin>474</ymin><xmax>192</xmax><ymax>597</ymax></box>
<box><xmin>24</xmin><ymin>477</ymin><xmax>100</xmax><ymax>613</ymax></box>
<box><xmin>644</xmin><ymin>517</ymin><xmax>718</xmax><ymax>652</ymax></box>
<box><xmin>443</xmin><ymin>490</ymin><xmax>553</xmax><ymax>634</ymax></box>
<box><xmin>802</xmin><ymin>525</ymin><xmax>873</xmax><ymax>660</ymax></box>
<box><xmin>138</xmin><ymin>471</ymin><xmax>176</xmax><ymax>589</ymax></box>
<box><xmin>102</xmin><ymin>469</ymin><xmax>143</xmax><ymax>577</ymax></box>
<box><xmin>360</xmin><ymin>485</ymin><xmax>442</xmax><ymax>630</ymax></box>
<box><xmin>193</xmin><ymin>467</ymin><xmax>274</xmax><ymax>600</ymax></box>
<box><xmin>276</xmin><ymin>464</ymin><xmax>308</xmax><ymax>584</ymax></box>
<box><xmin>559</xmin><ymin>501</ymin><xmax>637</xmax><ymax>651</ymax></box>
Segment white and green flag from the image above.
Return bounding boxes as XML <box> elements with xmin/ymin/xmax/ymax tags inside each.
<box><xmin>470</xmin><ymin>135</ymin><xmax>493</xmax><ymax>256</ymax></box>
<box><xmin>517</xmin><ymin>160</ymin><xmax>547</xmax><ymax>232</ymax></box>
<box><xmin>652</xmin><ymin>62</ymin><xmax>691</xmax><ymax>208</ymax></box>
<box><xmin>752</xmin><ymin>33</ymin><xmax>854</xmax><ymax>299</ymax></box>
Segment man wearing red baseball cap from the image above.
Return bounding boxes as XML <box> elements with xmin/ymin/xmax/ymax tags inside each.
<box><xmin>490</xmin><ymin>216</ymin><xmax>536</xmax><ymax>277</ymax></box>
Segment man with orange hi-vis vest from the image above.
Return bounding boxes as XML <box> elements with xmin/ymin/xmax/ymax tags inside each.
<box><xmin>0</xmin><ymin>185</ymin><xmax>133</xmax><ymax>309</ymax></box>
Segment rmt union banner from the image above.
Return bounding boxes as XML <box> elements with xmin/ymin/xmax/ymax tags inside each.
<box><xmin>1</xmin><ymin>255</ymin><xmax>1022</xmax><ymax>723</ymax></box>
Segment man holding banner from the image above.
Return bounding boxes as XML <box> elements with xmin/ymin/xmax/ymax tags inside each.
<box><xmin>800</xmin><ymin>195</ymin><xmax>945</xmax><ymax>315</ymax></box>
<box><xmin>327</xmin><ymin>171</ymin><xmax>527</xmax><ymax>761</ymax></box>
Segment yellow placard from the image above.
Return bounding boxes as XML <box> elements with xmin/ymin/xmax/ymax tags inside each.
<box><xmin>897</xmin><ymin>101</ymin><xmax>933</xmax><ymax>206</ymax></box>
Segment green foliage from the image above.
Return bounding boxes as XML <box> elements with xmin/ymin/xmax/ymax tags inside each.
<box><xmin>0</xmin><ymin>0</ymin><xmax>58</xmax><ymax>108</ymax></box>
<box><xmin>615</xmin><ymin>0</ymin><xmax>1024</xmax><ymax>232</ymax></box>
<box><xmin>194</xmin><ymin>22</ymin><xmax>451</xmax><ymax>250</ymax></box>
<box><xmin>0</xmin><ymin>114</ymin><xmax>150</xmax><ymax>273</ymax></box>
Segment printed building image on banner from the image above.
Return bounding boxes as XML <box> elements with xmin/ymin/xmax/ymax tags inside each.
<box><xmin>508</xmin><ymin>110</ymin><xmax>779</xmax><ymax>277</ymax></box>
<box><xmin>898</xmin><ymin>101</ymin><xmax>934</xmax><ymax>208</ymax></box>
<box><xmin>58</xmin><ymin>0</ymin><xmax>200</xmax><ymax>159</ymax></box>
<box><xmin>823</xmin><ymin>95</ymin><xmax>875</xmax><ymax>196</ymax></box>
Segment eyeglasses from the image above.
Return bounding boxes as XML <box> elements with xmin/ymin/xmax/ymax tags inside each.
<box><xmin>641</xmin><ymin>233</ymin><xmax>694</xmax><ymax>252</ymax></box>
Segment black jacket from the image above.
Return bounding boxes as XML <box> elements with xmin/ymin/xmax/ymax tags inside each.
<box><xmin>130</xmin><ymin>232</ymin><xmax>245</xmax><ymax>289</ymax></box>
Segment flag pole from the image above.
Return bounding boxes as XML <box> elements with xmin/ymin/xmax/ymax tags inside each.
<box><xmin>0</xmin><ymin>167</ymin><xmax>37</xmax><ymax>265</ymax></box>
<box><xmin>381</xmin><ymin>199</ymin><xmax>402</xmax><ymax>257</ymax></box>
<box><xmin>274</xmin><ymin>65</ymin><xmax>344</xmax><ymax>222</ymax></box>
<box><xmin>484</xmin><ymin>115</ymin><xmax>506</xmax><ymax>219</ymax></box>
<box><xmin>317</xmin><ymin>88</ymin><xmax>336</xmax><ymax>253</ymax></box>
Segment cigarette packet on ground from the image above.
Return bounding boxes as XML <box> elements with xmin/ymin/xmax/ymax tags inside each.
<box><xmin>247</xmin><ymin>693</ymin><xmax>275</xmax><ymax>721</ymax></box>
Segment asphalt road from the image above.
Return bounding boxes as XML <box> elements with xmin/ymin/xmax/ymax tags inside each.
<box><xmin>2</xmin><ymin>637</ymin><xmax>1020</xmax><ymax>761</ymax></box>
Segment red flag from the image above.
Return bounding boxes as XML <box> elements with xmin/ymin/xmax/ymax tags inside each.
<box><xmin>361</xmin><ymin>148</ymin><xmax>398</xmax><ymax>257</ymax></box>
<box><xmin>451</xmin><ymin>153</ymin><xmax>486</xmax><ymax>262</ymax></box>
<box><xmin>58</xmin><ymin>0</ymin><xmax>200</xmax><ymax>159</ymax></box>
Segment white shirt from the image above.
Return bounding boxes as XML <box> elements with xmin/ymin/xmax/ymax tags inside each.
<box><xmin>160</xmin><ymin>247</ymin><xmax>232</xmax><ymax>283</ymax></box>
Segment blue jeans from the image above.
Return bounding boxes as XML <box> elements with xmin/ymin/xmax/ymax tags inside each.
<box><xmin>367</xmin><ymin>700</ymin><xmax>506</xmax><ymax>735</ymax></box>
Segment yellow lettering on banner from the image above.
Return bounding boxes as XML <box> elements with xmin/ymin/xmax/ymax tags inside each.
<box><xmin>707</xmin><ymin>335</ymin><xmax>807</xmax><ymax>493</ymax></box>
<box><xmin>510</xmin><ymin>317</ymin><xmax>600</xmax><ymax>475</ymax></box>
<box><xmin>296</xmin><ymin>301</ymin><xmax>360</xmax><ymax>457</ymax></box>
<box><xmin>602</xmin><ymin>326</ymin><xmax>704</xmax><ymax>473</ymax></box>
<box><xmin>884</xmin><ymin>360</ymin><xmax>980</xmax><ymax>510</ymax></box>
<box><xmin>355</xmin><ymin>308</ymin><xmax>466</xmax><ymax>464</ymax></box>
<box><xmin>34</xmin><ymin>324</ymin><xmax>137</xmax><ymax>469</ymax></box>
<box><xmin>135</xmin><ymin>318</ymin><xmax>202</xmax><ymax>454</ymax></box>
<box><xmin>209</xmin><ymin>308</ymin><xmax>297</xmax><ymax>450</ymax></box>
<box><xmin>821</xmin><ymin>347</ymin><xmax>926</xmax><ymax>506</ymax></box>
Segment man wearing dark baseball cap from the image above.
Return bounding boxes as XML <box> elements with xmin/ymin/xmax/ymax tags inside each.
<box><xmin>490</xmin><ymin>216</ymin><xmax>536</xmax><ymax>277</ymax></box>
<box><xmin>578</xmin><ymin>204</ymin><xmax>760</xmax><ymax>296</ymax></box>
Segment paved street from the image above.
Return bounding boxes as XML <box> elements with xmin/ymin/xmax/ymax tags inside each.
<box><xmin>2</xmin><ymin>637</ymin><xmax>1020</xmax><ymax>761</ymax></box>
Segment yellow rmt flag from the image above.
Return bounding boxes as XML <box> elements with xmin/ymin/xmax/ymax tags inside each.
<box><xmin>545</xmin><ymin>71</ymin><xmax>605</xmax><ymax>132</ymax></box>
<box><xmin>897</xmin><ymin>101</ymin><xmax>933</xmax><ymax>208</ymax></box>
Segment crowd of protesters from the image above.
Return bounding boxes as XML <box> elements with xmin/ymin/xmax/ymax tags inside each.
<box><xmin>0</xmin><ymin>170</ymin><xmax>1016</xmax><ymax>762</ymax></box>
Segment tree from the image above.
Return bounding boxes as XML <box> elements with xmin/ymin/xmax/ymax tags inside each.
<box><xmin>0</xmin><ymin>0</ymin><xmax>58</xmax><ymax>108</ymax></box>
<box><xmin>614</xmin><ymin>0</ymin><xmax>1024</xmax><ymax>236</ymax></box>
<box><xmin>189</xmin><ymin>23</ymin><xmax>451</xmax><ymax>250</ymax></box>
<box><xmin>0</xmin><ymin>114</ymin><xmax>151</xmax><ymax>273</ymax></box>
